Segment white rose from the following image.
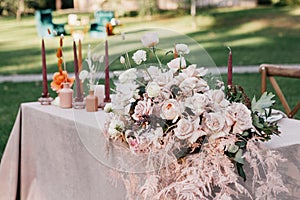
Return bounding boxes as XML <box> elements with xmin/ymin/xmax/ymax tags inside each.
<box><xmin>203</xmin><ymin>112</ymin><xmax>229</xmax><ymax>140</ymax></box>
<box><xmin>174</xmin><ymin>118</ymin><xmax>194</xmax><ymax>139</ymax></box>
<box><xmin>146</xmin><ymin>82</ymin><xmax>161</xmax><ymax>98</ymax></box>
<box><xmin>119</xmin><ymin>68</ymin><xmax>137</xmax><ymax>83</ymax></box>
<box><xmin>225</xmin><ymin>103</ymin><xmax>252</xmax><ymax>134</ymax></box>
<box><xmin>132</xmin><ymin>50</ymin><xmax>147</xmax><ymax>65</ymax></box>
<box><xmin>79</xmin><ymin>70</ymin><xmax>89</xmax><ymax>80</ymax></box>
<box><xmin>132</xmin><ymin>98</ymin><xmax>153</xmax><ymax>121</ymax></box>
<box><xmin>179</xmin><ymin>77</ymin><xmax>208</xmax><ymax>95</ymax></box>
<box><xmin>207</xmin><ymin>90</ymin><xmax>230</xmax><ymax>111</ymax></box>
<box><xmin>182</xmin><ymin>64</ymin><xmax>208</xmax><ymax>78</ymax></box>
<box><xmin>175</xmin><ymin>43</ymin><xmax>189</xmax><ymax>55</ymax></box>
<box><xmin>120</xmin><ymin>56</ymin><xmax>125</xmax><ymax>64</ymax></box>
<box><xmin>185</xmin><ymin>93</ymin><xmax>209</xmax><ymax>115</ymax></box>
<box><xmin>141</xmin><ymin>32</ymin><xmax>159</xmax><ymax>47</ymax></box>
<box><xmin>161</xmin><ymin>99</ymin><xmax>182</xmax><ymax>122</ymax></box>
<box><xmin>167</xmin><ymin>57</ymin><xmax>186</xmax><ymax>72</ymax></box>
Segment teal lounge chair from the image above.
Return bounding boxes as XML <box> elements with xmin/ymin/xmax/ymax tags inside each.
<box><xmin>90</xmin><ymin>10</ymin><xmax>114</xmax><ymax>38</ymax></box>
<box><xmin>35</xmin><ymin>9</ymin><xmax>66</xmax><ymax>38</ymax></box>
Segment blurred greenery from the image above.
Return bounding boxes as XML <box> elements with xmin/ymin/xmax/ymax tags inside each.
<box><xmin>1</xmin><ymin>6</ymin><xmax>300</xmax><ymax>160</ymax></box>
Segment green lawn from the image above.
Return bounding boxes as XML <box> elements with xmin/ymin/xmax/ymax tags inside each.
<box><xmin>1</xmin><ymin>6</ymin><xmax>300</xmax><ymax>74</ymax></box>
<box><xmin>1</xmin><ymin>6</ymin><xmax>300</xmax><ymax>160</ymax></box>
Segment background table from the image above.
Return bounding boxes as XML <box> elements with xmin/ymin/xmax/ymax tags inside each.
<box><xmin>0</xmin><ymin>102</ymin><xmax>300</xmax><ymax>199</ymax></box>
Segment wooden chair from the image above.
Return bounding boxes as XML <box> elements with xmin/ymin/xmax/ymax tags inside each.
<box><xmin>259</xmin><ymin>64</ymin><xmax>300</xmax><ymax>118</ymax></box>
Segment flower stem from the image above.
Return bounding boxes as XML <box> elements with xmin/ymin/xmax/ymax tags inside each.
<box><xmin>143</xmin><ymin>63</ymin><xmax>153</xmax><ymax>81</ymax></box>
<box><xmin>151</xmin><ymin>47</ymin><xmax>162</xmax><ymax>69</ymax></box>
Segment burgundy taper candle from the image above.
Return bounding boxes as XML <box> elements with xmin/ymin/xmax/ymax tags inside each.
<box><xmin>41</xmin><ymin>38</ymin><xmax>48</xmax><ymax>97</ymax></box>
<box><xmin>73</xmin><ymin>40</ymin><xmax>82</xmax><ymax>100</ymax></box>
<box><xmin>227</xmin><ymin>47</ymin><xmax>232</xmax><ymax>86</ymax></box>
<box><xmin>104</xmin><ymin>40</ymin><xmax>111</xmax><ymax>102</ymax></box>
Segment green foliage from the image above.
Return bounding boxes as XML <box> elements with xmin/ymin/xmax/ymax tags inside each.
<box><xmin>251</xmin><ymin>92</ymin><xmax>275</xmax><ymax>113</ymax></box>
<box><xmin>273</xmin><ymin>0</ymin><xmax>300</xmax><ymax>6</ymax></box>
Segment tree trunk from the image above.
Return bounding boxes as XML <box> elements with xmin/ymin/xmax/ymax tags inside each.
<box><xmin>16</xmin><ymin>0</ymin><xmax>24</xmax><ymax>21</ymax></box>
<box><xmin>191</xmin><ymin>0</ymin><xmax>196</xmax><ymax>17</ymax></box>
<box><xmin>56</xmin><ymin>0</ymin><xmax>62</xmax><ymax>10</ymax></box>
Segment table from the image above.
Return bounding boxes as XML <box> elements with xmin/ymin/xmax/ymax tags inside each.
<box><xmin>0</xmin><ymin>102</ymin><xmax>300</xmax><ymax>199</ymax></box>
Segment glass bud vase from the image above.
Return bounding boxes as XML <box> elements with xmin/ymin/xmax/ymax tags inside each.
<box><xmin>59</xmin><ymin>82</ymin><xmax>73</xmax><ymax>108</ymax></box>
<box><xmin>86</xmin><ymin>90</ymin><xmax>98</xmax><ymax>112</ymax></box>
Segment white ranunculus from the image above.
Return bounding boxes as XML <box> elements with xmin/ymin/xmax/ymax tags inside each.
<box><xmin>225</xmin><ymin>103</ymin><xmax>253</xmax><ymax>134</ymax></box>
<box><xmin>161</xmin><ymin>99</ymin><xmax>182</xmax><ymax>122</ymax></box>
<box><xmin>141</xmin><ymin>32</ymin><xmax>159</xmax><ymax>47</ymax></box>
<box><xmin>120</xmin><ymin>56</ymin><xmax>125</xmax><ymax>64</ymax></box>
<box><xmin>108</xmin><ymin>118</ymin><xmax>125</xmax><ymax>139</ymax></box>
<box><xmin>79</xmin><ymin>70</ymin><xmax>89</xmax><ymax>80</ymax></box>
<box><xmin>104</xmin><ymin>103</ymin><xmax>113</xmax><ymax>113</ymax></box>
<box><xmin>132</xmin><ymin>50</ymin><xmax>147</xmax><ymax>65</ymax></box>
<box><xmin>167</xmin><ymin>57</ymin><xmax>186</xmax><ymax>72</ymax></box>
<box><xmin>175</xmin><ymin>43</ymin><xmax>189</xmax><ymax>55</ymax></box>
<box><xmin>118</xmin><ymin>68</ymin><xmax>137</xmax><ymax>83</ymax></box>
<box><xmin>146</xmin><ymin>82</ymin><xmax>161</xmax><ymax>98</ymax></box>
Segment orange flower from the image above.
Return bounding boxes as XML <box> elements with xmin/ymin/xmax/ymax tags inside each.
<box><xmin>50</xmin><ymin>71</ymin><xmax>75</xmax><ymax>92</ymax></box>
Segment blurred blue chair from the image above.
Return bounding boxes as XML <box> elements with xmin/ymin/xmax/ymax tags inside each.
<box><xmin>35</xmin><ymin>9</ymin><xmax>66</xmax><ymax>38</ymax></box>
<box><xmin>90</xmin><ymin>10</ymin><xmax>114</xmax><ymax>38</ymax></box>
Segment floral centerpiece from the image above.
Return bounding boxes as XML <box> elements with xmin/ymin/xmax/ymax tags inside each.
<box><xmin>103</xmin><ymin>32</ymin><xmax>287</xmax><ymax>199</ymax></box>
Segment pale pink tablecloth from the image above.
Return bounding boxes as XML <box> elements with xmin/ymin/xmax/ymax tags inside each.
<box><xmin>0</xmin><ymin>102</ymin><xmax>126</xmax><ymax>200</ymax></box>
<box><xmin>0</xmin><ymin>102</ymin><xmax>300</xmax><ymax>200</ymax></box>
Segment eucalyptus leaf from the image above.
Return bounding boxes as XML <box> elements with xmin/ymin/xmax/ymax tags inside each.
<box><xmin>236</xmin><ymin>163</ymin><xmax>246</xmax><ymax>181</ymax></box>
<box><xmin>241</xmin><ymin>131</ymin><xmax>249</xmax><ymax>137</ymax></box>
<box><xmin>228</xmin><ymin>144</ymin><xmax>239</xmax><ymax>153</ymax></box>
<box><xmin>234</xmin><ymin>149</ymin><xmax>245</xmax><ymax>164</ymax></box>
<box><xmin>251</xmin><ymin>92</ymin><xmax>275</xmax><ymax>113</ymax></box>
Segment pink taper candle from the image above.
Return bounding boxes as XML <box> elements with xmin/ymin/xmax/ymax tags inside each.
<box><xmin>78</xmin><ymin>39</ymin><xmax>82</xmax><ymax>72</ymax></box>
<box><xmin>104</xmin><ymin>40</ymin><xmax>111</xmax><ymax>102</ymax></box>
<box><xmin>227</xmin><ymin>47</ymin><xmax>232</xmax><ymax>86</ymax></box>
<box><xmin>41</xmin><ymin>38</ymin><xmax>49</xmax><ymax>97</ymax></box>
<box><xmin>73</xmin><ymin>40</ymin><xmax>83</xmax><ymax>100</ymax></box>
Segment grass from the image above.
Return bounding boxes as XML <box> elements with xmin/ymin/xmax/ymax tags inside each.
<box><xmin>1</xmin><ymin>6</ymin><xmax>300</xmax><ymax>74</ymax></box>
<box><xmin>1</xmin><ymin>6</ymin><xmax>300</xmax><ymax>160</ymax></box>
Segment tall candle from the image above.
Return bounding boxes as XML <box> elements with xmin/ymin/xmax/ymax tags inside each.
<box><xmin>104</xmin><ymin>40</ymin><xmax>111</xmax><ymax>102</ymax></box>
<box><xmin>41</xmin><ymin>38</ymin><xmax>48</xmax><ymax>97</ymax></box>
<box><xmin>73</xmin><ymin>40</ymin><xmax>82</xmax><ymax>100</ymax></box>
<box><xmin>227</xmin><ymin>47</ymin><xmax>232</xmax><ymax>86</ymax></box>
<box><xmin>78</xmin><ymin>39</ymin><xmax>82</xmax><ymax>72</ymax></box>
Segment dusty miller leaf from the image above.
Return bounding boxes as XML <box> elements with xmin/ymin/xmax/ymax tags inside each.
<box><xmin>251</xmin><ymin>92</ymin><xmax>275</xmax><ymax>114</ymax></box>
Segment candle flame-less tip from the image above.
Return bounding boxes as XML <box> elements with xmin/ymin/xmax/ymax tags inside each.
<box><xmin>227</xmin><ymin>46</ymin><xmax>231</xmax><ymax>52</ymax></box>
